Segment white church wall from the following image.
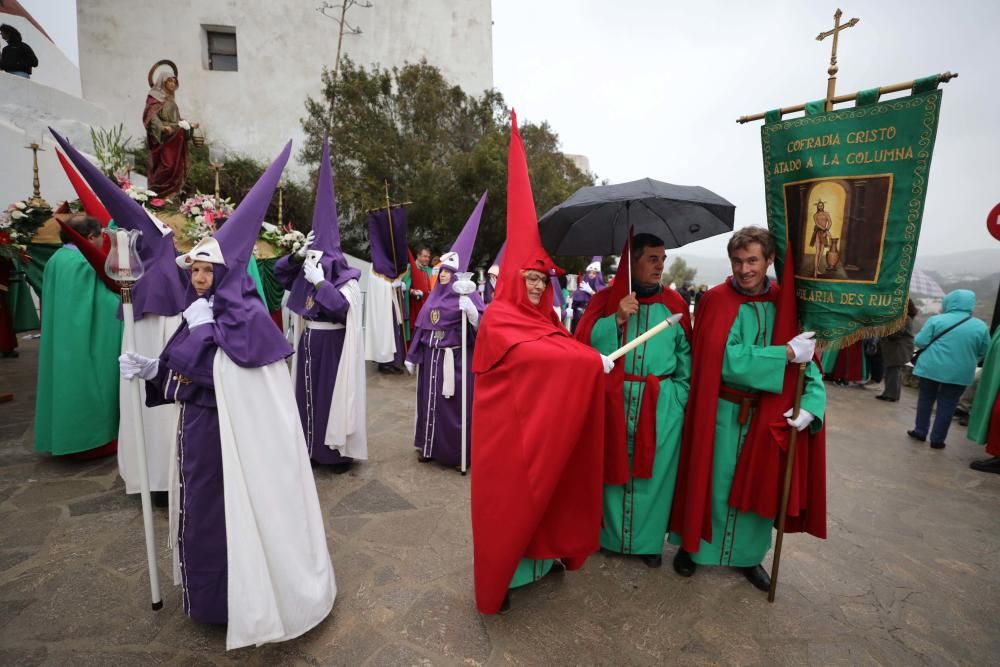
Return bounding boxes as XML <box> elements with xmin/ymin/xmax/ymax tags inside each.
<box><xmin>0</xmin><ymin>73</ymin><xmax>112</xmax><ymax>208</ymax></box>
<box><xmin>0</xmin><ymin>15</ymin><xmax>82</xmax><ymax>97</ymax></box>
<box><xmin>76</xmin><ymin>0</ymin><xmax>493</xmax><ymax>178</ymax></box>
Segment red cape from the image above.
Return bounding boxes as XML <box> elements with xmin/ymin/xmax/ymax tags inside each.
<box><xmin>669</xmin><ymin>273</ymin><xmax>827</xmax><ymax>553</ymax></box>
<box><xmin>470</xmin><ymin>111</ymin><xmax>605</xmax><ymax>614</ymax></box>
<box><xmin>575</xmin><ymin>285</ymin><xmax>691</xmax><ymax>485</ymax></box>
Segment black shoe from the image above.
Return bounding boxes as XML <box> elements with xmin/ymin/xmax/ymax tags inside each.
<box><xmin>1</xmin><ymin>350</ymin><xmax>18</xmax><ymax>358</ymax></box>
<box><xmin>672</xmin><ymin>549</ymin><xmax>696</xmax><ymax>577</ymax></box>
<box><xmin>417</xmin><ymin>453</ymin><xmax>433</xmax><ymax>463</ymax></box>
<box><xmin>741</xmin><ymin>564</ymin><xmax>771</xmax><ymax>592</ymax></box>
<box><xmin>639</xmin><ymin>554</ymin><xmax>663</xmax><ymax>568</ymax></box>
<box><xmin>151</xmin><ymin>491</ymin><xmax>169</xmax><ymax>508</ymax></box>
<box><xmin>907</xmin><ymin>430</ymin><xmax>926</xmax><ymax>442</ymax></box>
<box><xmin>331</xmin><ymin>462</ymin><xmax>353</xmax><ymax>475</ymax></box>
<box><xmin>377</xmin><ymin>363</ymin><xmax>401</xmax><ymax>375</ymax></box>
<box><xmin>970</xmin><ymin>457</ymin><xmax>1000</xmax><ymax>474</ymax></box>
<box><xmin>549</xmin><ymin>559</ymin><xmax>566</xmax><ymax>574</ymax></box>
<box><xmin>959</xmin><ymin>416</ymin><xmax>969</xmax><ymax>427</ymax></box>
<box><xmin>499</xmin><ymin>592</ymin><xmax>511</xmax><ymax>614</ymax></box>
<box><xmin>930</xmin><ymin>441</ymin><xmax>946</xmax><ymax>450</ymax></box>
<box><xmin>875</xmin><ymin>395</ymin><xmax>897</xmax><ymax>402</ymax></box>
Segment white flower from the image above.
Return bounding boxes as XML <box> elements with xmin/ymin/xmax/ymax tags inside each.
<box><xmin>194</xmin><ymin>215</ymin><xmax>204</xmax><ymax>224</ymax></box>
<box><xmin>191</xmin><ymin>206</ymin><xmax>201</xmax><ymax>215</ymax></box>
<box><xmin>144</xmin><ymin>190</ymin><xmax>156</xmax><ymax>197</ymax></box>
<box><xmin>14</xmin><ymin>201</ymin><xmax>26</xmax><ymax>210</ymax></box>
<box><xmin>10</xmin><ymin>210</ymin><xmax>25</xmax><ymax>220</ymax></box>
<box><xmin>178</xmin><ymin>120</ymin><xmax>191</xmax><ymax>131</ymax></box>
<box><xmin>203</xmin><ymin>200</ymin><xmax>215</xmax><ymax>211</ymax></box>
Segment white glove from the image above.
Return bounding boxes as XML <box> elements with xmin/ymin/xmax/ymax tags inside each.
<box><xmin>391</xmin><ymin>280</ymin><xmax>404</xmax><ymax>289</ymax></box>
<box><xmin>410</xmin><ymin>289</ymin><xmax>424</xmax><ymax>300</ymax></box>
<box><xmin>303</xmin><ymin>261</ymin><xmax>325</xmax><ymax>286</ymax></box>
<box><xmin>295</xmin><ymin>230</ymin><xmax>316</xmax><ymax>258</ymax></box>
<box><xmin>579</xmin><ymin>281</ymin><xmax>595</xmax><ymax>296</ymax></box>
<box><xmin>784</xmin><ymin>408</ymin><xmax>816</xmax><ymax>432</ymax></box>
<box><xmin>786</xmin><ymin>331</ymin><xmax>816</xmax><ymax>363</ymax></box>
<box><xmin>600</xmin><ymin>354</ymin><xmax>614</xmax><ymax>374</ymax></box>
<box><xmin>459</xmin><ymin>295</ymin><xmax>479</xmax><ymax>327</ymax></box>
<box><xmin>404</xmin><ymin>360</ymin><xmax>416</xmax><ymax>375</ymax></box>
<box><xmin>183</xmin><ymin>298</ymin><xmax>215</xmax><ymax>329</ymax></box>
<box><xmin>119</xmin><ymin>352</ymin><xmax>158</xmax><ymax>380</ymax></box>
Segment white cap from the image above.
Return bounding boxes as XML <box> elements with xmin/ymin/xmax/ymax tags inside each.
<box><xmin>585</xmin><ymin>260</ymin><xmax>601</xmax><ymax>273</ymax></box>
<box><xmin>439</xmin><ymin>251</ymin><xmax>460</xmax><ymax>271</ymax></box>
<box><xmin>176</xmin><ymin>236</ymin><xmax>225</xmax><ymax>268</ymax></box>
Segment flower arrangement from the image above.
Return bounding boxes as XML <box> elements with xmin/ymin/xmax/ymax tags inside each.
<box><xmin>0</xmin><ymin>201</ymin><xmax>50</xmax><ymax>263</ymax></box>
<box><xmin>178</xmin><ymin>193</ymin><xmax>234</xmax><ymax>244</ymax></box>
<box><xmin>117</xmin><ymin>177</ymin><xmax>166</xmax><ymax>209</ymax></box>
<box><xmin>259</xmin><ymin>222</ymin><xmax>306</xmax><ymax>256</ymax></box>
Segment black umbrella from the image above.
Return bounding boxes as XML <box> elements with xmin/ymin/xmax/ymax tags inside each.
<box><xmin>538</xmin><ymin>178</ymin><xmax>736</xmax><ymax>256</ymax></box>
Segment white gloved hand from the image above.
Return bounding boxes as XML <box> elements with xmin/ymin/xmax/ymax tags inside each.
<box><xmin>295</xmin><ymin>230</ymin><xmax>316</xmax><ymax>258</ymax></box>
<box><xmin>600</xmin><ymin>354</ymin><xmax>615</xmax><ymax>374</ymax></box>
<box><xmin>183</xmin><ymin>298</ymin><xmax>215</xmax><ymax>329</ymax></box>
<box><xmin>391</xmin><ymin>280</ymin><xmax>404</xmax><ymax>289</ymax></box>
<box><xmin>458</xmin><ymin>295</ymin><xmax>480</xmax><ymax>327</ymax></box>
<box><xmin>410</xmin><ymin>289</ymin><xmax>424</xmax><ymax>300</ymax></box>
<box><xmin>579</xmin><ymin>281</ymin><xmax>595</xmax><ymax>296</ymax></box>
<box><xmin>783</xmin><ymin>408</ymin><xmax>816</xmax><ymax>432</ymax></box>
<box><xmin>404</xmin><ymin>360</ymin><xmax>416</xmax><ymax>375</ymax></box>
<box><xmin>119</xmin><ymin>351</ymin><xmax>158</xmax><ymax>380</ymax></box>
<box><xmin>786</xmin><ymin>331</ymin><xmax>816</xmax><ymax>363</ymax></box>
<box><xmin>303</xmin><ymin>261</ymin><xmax>325</xmax><ymax>286</ymax></box>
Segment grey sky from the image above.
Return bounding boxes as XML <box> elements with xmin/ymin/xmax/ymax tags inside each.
<box><xmin>23</xmin><ymin>0</ymin><xmax>1000</xmax><ymax>258</ymax></box>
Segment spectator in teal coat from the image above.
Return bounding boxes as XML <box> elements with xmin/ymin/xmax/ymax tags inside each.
<box><xmin>908</xmin><ymin>289</ymin><xmax>990</xmax><ymax>448</ymax></box>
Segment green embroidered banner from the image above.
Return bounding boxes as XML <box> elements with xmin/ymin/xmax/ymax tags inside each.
<box><xmin>761</xmin><ymin>87</ymin><xmax>943</xmax><ymax>347</ymax></box>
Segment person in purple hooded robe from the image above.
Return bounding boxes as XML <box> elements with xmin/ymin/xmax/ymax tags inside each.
<box><xmin>53</xmin><ymin>130</ymin><xmax>189</xmax><ymax>507</ymax></box>
<box><xmin>570</xmin><ymin>256</ymin><xmax>606</xmax><ymax>332</ymax></box>
<box><xmin>118</xmin><ymin>143</ymin><xmax>336</xmax><ymax>650</ymax></box>
<box><xmin>405</xmin><ymin>193</ymin><xmax>487</xmax><ymax>469</ymax></box>
<box><xmin>364</xmin><ymin>204</ymin><xmax>409</xmax><ymax>374</ymax></box>
<box><xmin>274</xmin><ymin>138</ymin><xmax>366</xmax><ymax>473</ymax></box>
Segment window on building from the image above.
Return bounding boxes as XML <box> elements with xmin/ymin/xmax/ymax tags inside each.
<box><xmin>206</xmin><ymin>29</ymin><xmax>238</xmax><ymax>71</ymax></box>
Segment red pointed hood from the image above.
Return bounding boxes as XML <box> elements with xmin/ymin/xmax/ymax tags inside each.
<box><xmin>55</xmin><ymin>149</ymin><xmax>111</xmax><ymax>227</ymax></box>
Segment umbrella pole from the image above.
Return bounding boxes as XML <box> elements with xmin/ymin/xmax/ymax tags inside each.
<box><xmin>768</xmin><ymin>362</ymin><xmax>807</xmax><ymax>603</ymax></box>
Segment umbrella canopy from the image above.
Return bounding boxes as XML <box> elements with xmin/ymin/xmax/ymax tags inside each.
<box><xmin>538</xmin><ymin>177</ymin><xmax>736</xmax><ymax>256</ymax></box>
<box><xmin>909</xmin><ymin>268</ymin><xmax>946</xmax><ymax>298</ymax></box>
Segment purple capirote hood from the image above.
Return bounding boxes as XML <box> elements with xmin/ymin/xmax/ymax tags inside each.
<box><xmin>163</xmin><ymin>141</ymin><xmax>295</xmax><ymax>370</ymax></box>
<box><xmin>50</xmin><ymin>128</ymin><xmax>188</xmax><ymax>318</ymax></box>
<box><xmin>285</xmin><ymin>137</ymin><xmax>361</xmax><ymax>316</ymax></box>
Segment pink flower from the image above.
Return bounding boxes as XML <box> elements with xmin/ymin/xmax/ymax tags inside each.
<box><xmin>204</xmin><ymin>210</ymin><xmax>215</xmax><ymax>228</ymax></box>
<box><xmin>150</xmin><ymin>198</ymin><xmax>165</xmax><ymax>208</ymax></box>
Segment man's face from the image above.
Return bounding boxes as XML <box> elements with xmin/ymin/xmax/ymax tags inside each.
<box><xmin>417</xmin><ymin>249</ymin><xmax>431</xmax><ymax>267</ymax></box>
<box><xmin>522</xmin><ymin>270</ymin><xmax>547</xmax><ymax>305</ymax></box>
<box><xmin>631</xmin><ymin>245</ymin><xmax>666</xmax><ymax>286</ymax></box>
<box><xmin>729</xmin><ymin>243</ymin><xmax>773</xmax><ymax>294</ymax></box>
<box><xmin>190</xmin><ymin>261</ymin><xmax>215</xmax><ymax>296</ymax></box>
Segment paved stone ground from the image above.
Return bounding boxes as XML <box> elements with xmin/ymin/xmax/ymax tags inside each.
<box><xmin>1</xmin><ymin>334</ymin><xmax>999</xmax><ymax>666</ymax></box>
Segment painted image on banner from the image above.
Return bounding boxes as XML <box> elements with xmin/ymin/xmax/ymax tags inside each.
<box><xmin>784</xmin><ymin>175</ymin><xmax>892</xmax><ymax>283</ymax></box>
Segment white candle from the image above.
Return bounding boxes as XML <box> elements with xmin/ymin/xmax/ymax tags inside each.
<box><xmin>116</xmin><ymin>229</ymin><xmax>131</xmax><ymax>280</ymax></box>
<box><xmin>607</xmin><ymin>313</ymin><xmax>683</xmax><ymax>362</ymax></box>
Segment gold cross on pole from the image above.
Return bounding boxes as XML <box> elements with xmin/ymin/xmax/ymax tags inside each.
<box><xmin>817</xmin><ymin>8</ymin><xmax>860</xmax><ymax>112</ymax></box>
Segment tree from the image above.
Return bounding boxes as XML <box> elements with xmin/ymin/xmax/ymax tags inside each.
<box><xmin>664</xmin><ymin>256</ymin><xmax>697</xmax><ymax>286</ymax></box>
<box><xmin>301</xmin><ymin>58</ymin><xmax>594</xmax><ymax>264</ymax></box>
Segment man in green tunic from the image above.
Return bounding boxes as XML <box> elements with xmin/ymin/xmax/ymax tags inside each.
<box><xmin>669</xmin><ymin>226</ymin><xmax>825</xmax><ymax>591</ymax></box>
<box><xmin>577</xmin><ymin>234</ymin><xmax>692</xmax><ymax>567</ymax></box>
<box><xmin>35</xmin><ymin>214</ymin><xmax>123</xmax><ymax>458</ymax></box>
<box><xmin>967</xmin><ymin>325</ymin><xmax>1000</xmax><ymax>473</ymax></box>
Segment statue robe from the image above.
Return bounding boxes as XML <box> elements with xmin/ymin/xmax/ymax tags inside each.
<box><xmin>669</xmin><ymin>298</ymin><xmax>825</xmax><ymax>566</ymax></box>
<box><xmin>35</xmin><ymin>246</ymin><xmax>122</xmax><ymax>456</ymax></box>
<box><xmin>143</xmin><ymin>95</ymin><xmax>190</xmax><ymax>198</ymax></box>
<box><xmin>583</xmin><ymin>294</ymin><xmax>691</xmax><ymax>556</ymax></box>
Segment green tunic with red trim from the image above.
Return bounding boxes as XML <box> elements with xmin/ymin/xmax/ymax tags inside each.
<box><xmin>668</xmin><ymin>300</ymin><xmax>825</xmax><ymax>566</ymax></box>
<box><xmin>588</xmin><ymin>299</ymin><xmax>691</xmax><ymax>556</ymax></box>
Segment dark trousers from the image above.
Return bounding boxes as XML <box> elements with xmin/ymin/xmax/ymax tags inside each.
<box><xmin>914</xmin><ymin>379</ymin><xmax>965</xmax><ymax>444</ymax></box>
<box><xmin>882</xmin><ymin>365</ymin><xmax>903</xmax><ymax>400</ymax></box>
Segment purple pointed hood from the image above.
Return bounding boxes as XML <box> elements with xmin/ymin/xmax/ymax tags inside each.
<box><xmin>285</xmin><ymin>138</ymin><xmax>361</xmax><ymax>316</ymax></box>
<box><xmin>550</xmin><ymin>273</ymin><xmax>565</xmax><ymax>307</ymax></box>
<box><xmin>483</xmin><ymin>242</ymin><xmax>505</xmax><ymax>304</ymax></box>
<box><xmin>50</xmin><ymin>128</ymin><xmax>188</xmax><ymax>318</ymax></box>
<box><xmin>414</xmin><ymin>192</ymin><xmax>487</xmax><ymax>331</ymax></box>
<box><xmin>164</xmin><ymin>142</ymin><xmax>295</xmax><ymax>372</ymax></box>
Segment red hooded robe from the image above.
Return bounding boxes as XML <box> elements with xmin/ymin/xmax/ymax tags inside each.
<box><xmin>470</xmin><ymin>111</ymin><xmax>606</xmax><ymax>614</ymax></box>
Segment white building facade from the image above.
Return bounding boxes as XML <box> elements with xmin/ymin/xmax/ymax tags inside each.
<box><xmin>76</xmin><ymin>0</ymin><xmax>494</xmax><ymax>175</ymax></box>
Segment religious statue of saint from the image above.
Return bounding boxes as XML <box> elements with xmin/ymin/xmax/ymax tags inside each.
<box><xmin>809</xmin><ymin>199</ymin><xmax>832</xmax><ymax>277</ymax></box>
<box><xmin>143</xmin><ymin>61</ymin><xmax>199</xmax><ymax>200</ymax></box>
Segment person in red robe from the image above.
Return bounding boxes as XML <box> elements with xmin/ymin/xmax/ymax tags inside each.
<box><xmin>471</xmin><ymin>111</ymin><xmax>612</xmax><ymax>614</ymax></box>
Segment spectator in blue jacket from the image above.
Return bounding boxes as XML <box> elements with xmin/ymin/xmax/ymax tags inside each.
<box><xmin>908</xmin><ymin>289</ymin><xmax>990</xmax><ymax>449</ymax></box>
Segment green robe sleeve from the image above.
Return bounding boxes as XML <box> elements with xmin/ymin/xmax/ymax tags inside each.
<box><xmin>800</xmin><ymin>360</ymin><xmax>827</xmax><ymax>430</ymax></box>
<box><xmin>721</xmin><ymin>306</ymin><xmax>787</xmax><ymax>394</ymax></box>
<box><xmin>246</xmin><ymin>255</ymin><xmax>267</xmax><ymax>305</ymax></box>
<box><xmin>589</xmin><ymin>314</ymin><xmax>621</xmax><ymax>355</ymax></box>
